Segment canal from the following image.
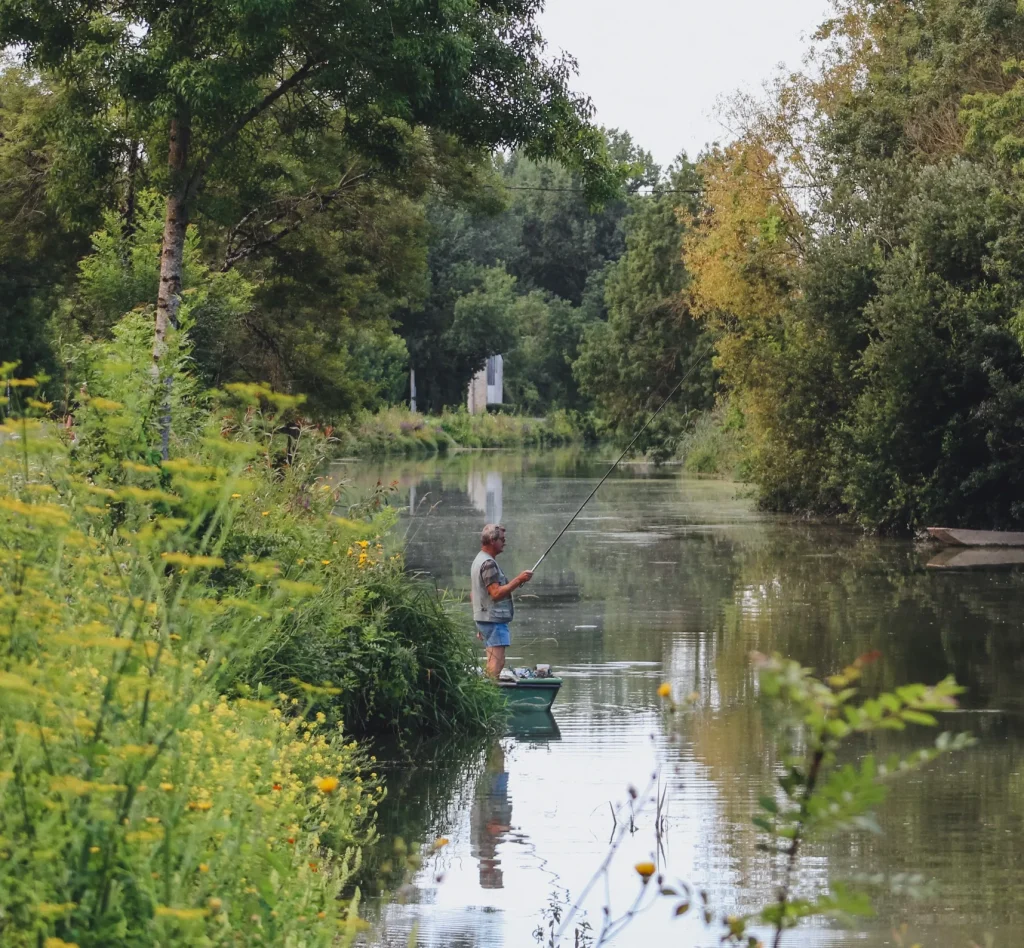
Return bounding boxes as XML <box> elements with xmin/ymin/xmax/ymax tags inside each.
<box><xmin>338</xmin><ymin>449</ymin><xmax>1024</xmax><ymax>947</ymax></box>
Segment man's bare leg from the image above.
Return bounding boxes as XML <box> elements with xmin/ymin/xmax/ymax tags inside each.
<box><xmin>485</xmin><ymin>645</ymin><xmax>506</xmax><ymax>679</ymax></box>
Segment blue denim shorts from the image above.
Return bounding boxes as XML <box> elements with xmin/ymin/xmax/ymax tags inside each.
<box><xmin>475</xmin><ymin>621</ymin><xmax>511</xmax><ymax>648</ymax></box>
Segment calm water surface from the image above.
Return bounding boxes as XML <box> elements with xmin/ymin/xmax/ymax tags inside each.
<box><xmin>336</xmin><ymin>450</ymin><xmax>1024</xmax><ymax>948</ymax></box>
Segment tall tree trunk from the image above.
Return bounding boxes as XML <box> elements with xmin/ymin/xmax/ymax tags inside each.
<box><xmin>122</xmin><ymin>139</ymin><xmax>140</xmax><ymax>241</ymax></box>
<box><xmin>154</xmin><ymin>112</ymin><xmax>191</xmax><ymax>459</ymax></box>
<box><xmin>156</xmin><ymin>113</ymin><xmax>191</xmax><ymax>345</ymax></box>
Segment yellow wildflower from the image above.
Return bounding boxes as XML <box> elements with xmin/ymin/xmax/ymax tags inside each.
<box><xmin>634</xmin><ymin>861</ymin><xmax>656</xmax><ymax>882</ymax></box>
<box><xmin>261</xmin><ymin>511</ymin><xmax>270</xmax><ymax>516</ymax></box>
<box><xmin>160</xmin><ymin>782</ymin><xmax>174</xmax><ymax>791</ymax></box>
<box><xmin>657</xmin><ymin>682</ymin><xmax>672</xmax><ymax>699</ymax></box>
<box><xmin>315</xmin><ymin>776</ymin><xmax>340</xmax><ymax>794</ymax></box>
<box><xmin>155</xmin><ymin>906</ymin><xmax>206</xmax><ymax>920</ymax></box>
<box><xmin>36</xmin><ymin>902</ymin><xmax>77</xmax><ymax>918</ymax></box>
<box><xmin>199</xmin><ymin>863</ymin><xmax>209</xmax><ymax>873</ymax></box>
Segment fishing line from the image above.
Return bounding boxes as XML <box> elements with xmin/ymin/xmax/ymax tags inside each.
<box><xmin>530</xmin><ymin>338</ymin><xmax>716</xmax><ymax>574</ymax></box>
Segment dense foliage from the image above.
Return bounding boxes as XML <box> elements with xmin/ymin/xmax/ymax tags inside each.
<box><xmin>684</xmin><ymin>0</ymin><xmax>1024</xmax><ymax>531</ymax></box>
<box><xmin>0</xmin><ymin>368</ymin><xmax>384</xmax><ymax>946</ymax></box>
<box><xmin>10</xmin><ymin>0</ymin><xmax>1024</xmax><ymax>529</ymax></box>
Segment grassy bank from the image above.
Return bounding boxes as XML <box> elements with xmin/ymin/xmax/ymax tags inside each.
<box><xmin>340</xmin><ymin>406</ymin><xmax>582</xmax><ymax>456</ymax></box>
<box><xmin>673</xmin><ymin>402</ymin><xmax>746</xmax><ymax>478</ymax></box>
<box><xmin>0</xmin><ymin>334</ymin><xmax>503</xmax><ymax>944</ymax></box>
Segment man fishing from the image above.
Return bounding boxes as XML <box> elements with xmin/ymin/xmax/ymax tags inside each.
<box><xmin>471</xmin><ymin>523</ymin><xmax>533</xmax><ymax>678</ymax></box>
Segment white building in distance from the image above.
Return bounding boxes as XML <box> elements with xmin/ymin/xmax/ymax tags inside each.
<box><xmin>467</xmin><ymin>354</ymin><xmax>503</xmax><ymax>414</ymax></box>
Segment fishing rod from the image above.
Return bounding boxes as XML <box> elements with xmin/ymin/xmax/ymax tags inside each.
<box><xmin>530</xmin><ymin>340</ymin><xmax>716</xmax><ymax>574</ymax></box>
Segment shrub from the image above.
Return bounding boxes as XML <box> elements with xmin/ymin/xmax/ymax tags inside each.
<box><xmin>677</xmin><ymin>401</ymin><xmax>745</xmax><ymax>477</ymax></box>
<box><xmin>346</xmin><ymin>404</ymin><xmax>581</xmax><ymax>456</ymax></box>
<box><xmin>0</xmin><ymin>370</ymin><xmax>379</xmax><ymax>947</ymax></box>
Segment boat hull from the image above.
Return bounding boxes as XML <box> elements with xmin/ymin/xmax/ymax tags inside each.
<box><xmin>497</xmin><ymin>677</ymin><xmax>562</xmax><ymax>711</ymax></box>
<box><xmin>927</xmin><ymin>547</ymin><xmax>1024</xmax><ymax>570</ymax></box>
<box><xmin>927</xmin><ymin>527</ymin><xmax>1024</xmax><ymax>547</ymax></box>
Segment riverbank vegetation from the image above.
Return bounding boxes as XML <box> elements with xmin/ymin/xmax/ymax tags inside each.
<box><xmin>680</xmin><ymin>0</ymin><xmax>1024</xmax><ymax>532</ymax></box>
<box><xmin>343</xmin><ymin>407</ymin><xmax>582</xmax><ymax>456</ymax></box>
<box><xmin>0</xmin><ymin>374</ymin><xmax>378</xmax><ymax>946</ymax></box>
<box><xmin>0</xmin><ymin>353</ymin><xmax>508</xmax><ymax>943</ymax></box>
<box><xmin>10</xmin><ymin>1</ymin><xmax>1024</xmax><ymax>530</ymax></box>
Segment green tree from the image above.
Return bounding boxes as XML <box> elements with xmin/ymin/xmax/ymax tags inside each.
<box><xmin>576</xmin><ymin>157</ymin><xmax>715</xmax><ymax>450</ymax></box>
<box><xmin>2</xmin><ymin>0</ymin><xmax>620</xmax><ymax>443</ymax></box>
<box><xmin>503</xmin><ymin>291</ymin><xmax>590</xmax><ymax>413</ymax></box>
<box><xmin>401</xmin><ymin>131</ymin><xmax>654</xmax><ymax>413</ymax></box>
<box><xmin>0</xmin><ymin>68</ymin><xmax>97</xmax><ymax>376</ymax></box>
<box><xmin>679</xmin><ymin>0</ymin><xmax>1024</xmax><ymax>530</ymax></box>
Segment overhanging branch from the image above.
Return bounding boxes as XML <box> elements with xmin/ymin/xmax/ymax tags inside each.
<box><xmin>186</xmin><ymin>59</ymin><xmax>325</xmax><ymax>197</ymax></box>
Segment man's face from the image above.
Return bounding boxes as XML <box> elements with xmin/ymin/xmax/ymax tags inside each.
<box><xmin>493</xmin><ymin>530</ymin><xmax>506</xmax><ymax>552</ymax></box>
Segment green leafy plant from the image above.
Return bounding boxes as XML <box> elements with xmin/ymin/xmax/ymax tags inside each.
<box><xmin>0</xmin><ymin>368</ymin><xmax>380</xmax><ymax>947</ymax></box>
<box><xmin>741</xmin><ymin>651</ymin><xmax>974</xmax><ymax>946</ymax></box>
<box><xmin>555</xmin><ymin>655</ymin><xmax>974</xmax><ymax>948</ymax></box>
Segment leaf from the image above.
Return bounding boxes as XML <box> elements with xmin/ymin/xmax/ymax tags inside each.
<box><xmin>674</xmin><ymin>901</ymin><xmax>690</xmax><ymax>916</ymax></box>
<box><xmin>758</xmin><ymin>794</ymin><xmax>778</xmax><ymax>814</ymax></box>
<box><xmin>900</xmin><ymin>710</ymin><xmax>937</xmax><ymax>727</ymax></box>
<box><xmin>851</xmin><ymin>813</ymin><xmax>883</xmax><ymax>835</ymax></box>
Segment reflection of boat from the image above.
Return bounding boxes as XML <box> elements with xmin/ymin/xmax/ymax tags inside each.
<box><xmin>497</xmin><ymin>676</ymin><xmax>562</xmax><ymax>711</ymax></box>
<box><xmin>927</xmin><ymin>547</ymin><xmax>1024</xmax><ymax>570</ymax></box>
<box><xmin>506</xmin><ymin>709</ymin><xmax>562</xmax><ymax>742</ymax></box>
<box><xmin>927</xmin><ymin>527</ymin><xmax>1024</xmax><ymax>547</ymax></box>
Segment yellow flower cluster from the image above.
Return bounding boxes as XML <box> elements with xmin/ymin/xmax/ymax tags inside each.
<box><xmin>0</xmin><ymin>393</ymin><xmax>381</xmax><ymax>947</ymax></box>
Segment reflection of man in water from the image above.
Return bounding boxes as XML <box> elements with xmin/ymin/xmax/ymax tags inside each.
<box><xmin>470</xmin><ymin>742</ymin><xmax>512</xmax><ymax>889</ymax></box>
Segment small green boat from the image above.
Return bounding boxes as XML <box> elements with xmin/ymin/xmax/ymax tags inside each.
<box><xmin>497</xmin><ymin>676</ymin><xmax>562</xmax><ymax>711</ymax></box>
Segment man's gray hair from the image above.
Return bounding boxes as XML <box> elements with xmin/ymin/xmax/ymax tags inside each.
<box><xmin>481</xmin><ymin>523</ymin><xmax>505</xmax><ymax>544</ymax></box>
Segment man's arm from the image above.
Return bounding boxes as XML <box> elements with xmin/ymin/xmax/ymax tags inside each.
<box><xmin>486</xmin><ymin>570</ymin><xmax>533</xmax><ymax>601</ymax></box>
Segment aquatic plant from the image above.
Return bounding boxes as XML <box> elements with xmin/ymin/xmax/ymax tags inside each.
<box><xmin>549</xmin><ymin>653</ymin><xmax>973</xmax><ymax>947</ymax></box>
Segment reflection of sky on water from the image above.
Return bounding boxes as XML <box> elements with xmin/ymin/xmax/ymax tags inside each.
<box><xmin>341</xmin><ymin>451</ymin><xmax>1024</xmax><ymax>947</ymax></box>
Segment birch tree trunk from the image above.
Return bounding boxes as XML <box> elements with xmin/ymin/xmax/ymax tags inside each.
<box><xmin>154</xmin><ymin>111</ymin><xmax>191</xmax><ymax>459</ymax></box>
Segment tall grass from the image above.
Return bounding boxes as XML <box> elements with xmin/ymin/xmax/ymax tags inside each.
<box><xmin>344</xmin><ymin>406</ymin><xmax>581</xmax><ymax>456</ymax></box>
<box><xmin>0</xmin><ymin>320</ymin><xmax>506</xmax><ymax>945</ymax></box>
<box><xmin>676</xmin><ymin>401</ymin><xmax>746</xmax><ymax>478</ymax></box>
<box><xmin>239</xmin><ymin>573</ymin><xmax>503</xmax><ymax>736</ymax></box>
<box><xmin>0</xmin><ymin>371</ymin><xmax>378</xmax><ymax>947</ymax></box>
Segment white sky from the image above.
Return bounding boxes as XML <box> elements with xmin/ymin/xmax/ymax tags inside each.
<box><xmin>538</xmin><ymin>0</ymin><xmax>831</xmax><ymax>169</ymax></box>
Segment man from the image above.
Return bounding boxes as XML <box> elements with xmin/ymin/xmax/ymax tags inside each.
<box><xmin>471</xmin><ymin>523</ymin><xmax>533</xmax><ymax>678</ymax></box>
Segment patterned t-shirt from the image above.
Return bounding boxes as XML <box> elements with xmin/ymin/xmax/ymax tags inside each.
<box><xmin>479</xmin><ymin>558</ymin><xmax>500</xmax><ymax>590</ymax></box>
